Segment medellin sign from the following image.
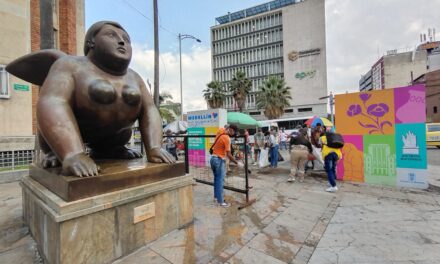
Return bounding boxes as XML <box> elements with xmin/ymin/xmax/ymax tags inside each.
<box><xmin>288</xmin><ymin>48</ymin><xmax>321</xmax><ymax>62</ymax></box>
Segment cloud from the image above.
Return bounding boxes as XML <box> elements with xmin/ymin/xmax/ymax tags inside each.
<box><xmin>326</xmin><ymin>0</ymin><xmax>440</xmax><ymax>95</ymax></box>
<box><xmin>130</xmin><ymin>43</ymin><xmax>211</xmax><ymax>113</ymax></box>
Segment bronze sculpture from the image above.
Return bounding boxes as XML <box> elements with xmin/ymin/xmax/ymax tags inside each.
<box><xmin>6</xmin><ymin>21</ymin><xmax>175</xmax><ymax>177</ymax></box>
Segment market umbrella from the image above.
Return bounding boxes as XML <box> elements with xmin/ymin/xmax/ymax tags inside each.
<box><xmin>311</xmin><ymin>117</ymin><xmax>333</xmax><ymax>127</ymax></box>
<box><xmin>163</xmin><ymin>120</ymin><xmax>188</xmax><ymax>134</ymax></box>
<box><xmin>227</xmin><ymin>112</ymin><xmax>261</xmax><ymax>129</ymax></box>
<box><xmin>305</xmin><ymin>116</ymin><xmax>318</xmax><ymax>127</ymax></box>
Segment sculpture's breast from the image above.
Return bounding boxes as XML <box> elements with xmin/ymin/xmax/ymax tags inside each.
<box><xmin>88</xmin><ymin>79</ymin><xmax>117</xmax><ymax>104</ymax></box>
<box><xmin>122</xmin><ymin>85</ymin><xmax>141</xmax><ymax>106</ymax></box>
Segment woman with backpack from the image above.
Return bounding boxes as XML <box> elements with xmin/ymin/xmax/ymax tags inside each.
<box><xmin>319</xmin><ymin>132</ymin><xmax>343</xmax><ymax>192</ymax></box>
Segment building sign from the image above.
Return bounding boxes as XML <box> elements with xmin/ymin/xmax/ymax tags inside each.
<box><xmin>288</xmin><ymin>48</ymin><xmax>321</xmax><ymax>62</ymax></box>
<box><xmin>187</xmin><ymin>109</ymin><xmax>227</xmax><ymax>167</ymax></box>
<box><xmin>335</xmin><ymin>84</ymin><xmax>428</xmax><ymax>189</ymax></box>
<box><xmin>295</xmin><ymin>70</ymin><xmax>316</xmax><ymax>80</ymax></box>
<box><xmin>13</xmin><ymin>84</ymin><xmax>29</xmax><ymax>91</ymax></box>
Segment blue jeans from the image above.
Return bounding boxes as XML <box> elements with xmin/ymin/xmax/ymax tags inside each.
<box><xmin>210</xmin><ymin>156</ymin><xmax>226</xmax><ymax>203</ymax></box>
<box><xmin>280</xmin><ymin>141</ymin><xmax>287</xmax><ymax>150</ymax></box>
<box><xmin>270</xmin><ymin>145</ymin><xmax>279</xmax><ymax>167</ymax></box>
<box><xmin>324</xmin><ymin>152</ymin><xmax>338</xmax><ymax>187</ymax></box>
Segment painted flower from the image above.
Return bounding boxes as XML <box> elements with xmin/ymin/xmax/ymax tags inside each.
<box><xmin>347</xmin><ymin>104</ymin><xmax>362</xmax><ymax>116</ymax></box>
<box><xmin>367</xmin><ymin>103</ymin><xmax>389</xmax><ymax>117</ymax></box>
<box><xmin>359</xmin><ymin>93</ymin><xmax>372</xmax><ymax>103</ymax></box>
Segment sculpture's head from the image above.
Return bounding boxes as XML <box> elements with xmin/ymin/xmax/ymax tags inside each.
<box><xmin>84</xmin><ymin>21</ymin><xmax>132</xmax><ymax>74</ymax></box>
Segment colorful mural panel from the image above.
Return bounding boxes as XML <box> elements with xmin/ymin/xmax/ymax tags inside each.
<box><xmin>335</xmin><ymin>89</ymin><xmax>395</xmax><ymax>135</ymax></box>
<box><xmin>335</xmin><ymin>85</ymin><xmax>427</xmax><ymax>189</ymax></box>
<box><xmin>395</xmin><ymin>123</ymin><xmax>427</xmax><ymax>169</ymax></box>
<box><xmin>394</xmin><ymin>84</ymin><xmax>426</xmax><ymax>124</ymax></box>
<box><xmin>396</xmin><ymin>168</ymin><xmax>428</xmax><ymax>189</ymax></box>
<box><xmin>337</xmin><ymin>135</ymin><xmax>364</xmax><ymax>182</ymax></box>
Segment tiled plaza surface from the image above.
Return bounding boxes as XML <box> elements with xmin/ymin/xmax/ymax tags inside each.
<box><xmin>1</xmin><ymin>150</ymin><xmax>440</xmax><ymax>263</ymax></box>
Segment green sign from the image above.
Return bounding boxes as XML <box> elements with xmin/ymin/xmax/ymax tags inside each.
<box><xmin>13</xmin><ymin>84</ymin><xmax>29</xmax><ymax>91</ymax></box>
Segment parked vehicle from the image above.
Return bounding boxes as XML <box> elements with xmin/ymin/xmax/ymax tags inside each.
<box><xmin>427</xmin><ymin>123</ymin><xmax>440</xmax><ymax>148</ymax></box>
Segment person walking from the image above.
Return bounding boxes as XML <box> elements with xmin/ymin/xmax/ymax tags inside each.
<box><xmin>279</xmin><ymin>128</ymin><xmax>288</xmax><ymax>151</ymax></box>
<box><xmin>288</xmin><ymin>128</ymin><xmax>313</xmax><ymax>182</ymax></box>
<box><xmin>253</xmin><ymin>128</ymin><xmax>265</xmax><ymax>166</ymax></box>
<box><xmin>165</xmin><ymin>129</ymin><xmax>178</xmax><ymax>160</ymax></box>
<box><xmin>210</xmin><ymin>124</ymin><xmax>240</xmax><ymax>207</ymax></box>
<box><xmin>269</xmin><ymin>129</ymin><xmax>279</xmax><ymax>168</ymax></box>
<box><xmin>320</xmin><ymin>132</ymin><xmax>342</xmax><ymax>192</ymax></box>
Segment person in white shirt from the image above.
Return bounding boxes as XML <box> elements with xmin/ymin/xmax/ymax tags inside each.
<box><xmin>279</xmin><ymin>128</ymin><xmax>288</xmax><ymax>151</ymax></box>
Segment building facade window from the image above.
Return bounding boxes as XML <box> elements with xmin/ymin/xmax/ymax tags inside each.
<box><xmin>0</xmin><ymin>66</ymin><xmax>10</xmax><ymax>99</ymax></box>
<box><xmin>298</xmin><ymin>107</ymin><xmax>313</xmax><ymax>112</ymax></box>
<box><xmin>434</xmin><ymin>106</ymin><xmax>438</xmax><ymax>114</ymax></box>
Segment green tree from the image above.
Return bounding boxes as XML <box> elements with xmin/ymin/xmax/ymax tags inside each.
<box><xmin>230</xmin><ymin>70</ymin><xmax>252</xmax><ymax>112</ymax></box>
<box><xmin>256</xmin><ymin>76</ymin><xmax>292</xmax><ymax>120</ymax></box>
<box><xmin>158</xmin><ymin>92</ymin><xmax>181</xmax><ymax>123</ymax></box>
<box><xmin>203</xmin><ymin>81</ymin><xmax>226</xmax><ymax>109</ymax></box>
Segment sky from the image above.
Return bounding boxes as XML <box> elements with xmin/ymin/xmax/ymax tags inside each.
<box><xmin>85</xmin><ymin>0</ymin><xmax>440</xmax><ymax>113</ymax></box>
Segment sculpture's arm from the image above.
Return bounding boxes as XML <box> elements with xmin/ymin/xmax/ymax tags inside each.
<box><xmin>135</xmin><ymin>72</ymin><xmax>175</xmax><ymax>163</ymax></box>
<box><xmin>37</xmin><ymin>58</ymin><xmax>98</xmax><ymax>176</ymax></box>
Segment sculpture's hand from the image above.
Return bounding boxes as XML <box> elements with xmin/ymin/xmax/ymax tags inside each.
<box><xmin>147</xmin><ymin>147</ymin><xmax>176</xmax><ymax>164</ymax></box>
<box><xmin>41</xmin><ymin>151</ymin><xmax>61</xmax><ymax>168</ymax></box>
<box><xmin>62</xmin><ymin>153</ymin><xmax>100</xmax><ymax>177</ymax></box>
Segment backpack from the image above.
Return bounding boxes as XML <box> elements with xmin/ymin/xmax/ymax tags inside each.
<box><xmin>326</xmin><ymin>132</ymin><xmax>344</xmax><ymax>149</ymax></box>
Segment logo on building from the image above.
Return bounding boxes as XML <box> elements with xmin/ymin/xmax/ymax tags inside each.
<box><xmin>288</xmin><ymin>48</ymin><xmax>321</xmax><ymax>62</ymax></box>
<box><xmin>295</xmin><ymin>70</ymin><xmax>316</xmax><ymax>80</ymax></box>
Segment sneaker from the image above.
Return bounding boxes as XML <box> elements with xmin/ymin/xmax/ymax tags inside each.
<box><xmin>219</xmin><ymin>202</ymin><xmax>230</xmax><ymax>208</ymax></box>
<box><xmin>287</xmin><ymin>177</ymin><xmax>296</xmax><ymax>182</ymax></box>
<box><xmin>325</xmin><ymin>186</ymin><xmax>338</xmax><ymax>193</ymax></box>
<box><xmin>253</xmin><ymin>162</ymin><xmax>257</xmax><ymax>166</ymax></box>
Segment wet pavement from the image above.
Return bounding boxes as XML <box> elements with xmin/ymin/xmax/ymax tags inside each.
<box><xmin>1</xmin><ymin>151</ymin><xmax>440</xmax><ymax>263</ymax></box>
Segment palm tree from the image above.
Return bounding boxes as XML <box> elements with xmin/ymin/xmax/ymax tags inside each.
<box><xmin>256</xmin><ymin>75</ymin><xmax>292</xmax><ymax>120</ymax></box>
<box><xmin>230</xmin><ymin>70</ymin><xmax>252</xmax><ymax>112</ymax></box>
<box><xmin>158</xmin><ymin>92</ymin><xmax>181</xmax><ymax>123</ymax></box>
<box><xmin>203</xmin><ymin>81</ymin><xmax>226</xmax><ymax>109</ymax></box>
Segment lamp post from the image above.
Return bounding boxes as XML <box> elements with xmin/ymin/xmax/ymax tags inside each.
<box><xmin>319</xmin><ymin>91</ymin><xmax>335</xmax><ymax>127</ymax></box>
<box><xmin>178</xmin><ymin>34</ymin><xmax>201</xmax><ymax>120</ymax></box>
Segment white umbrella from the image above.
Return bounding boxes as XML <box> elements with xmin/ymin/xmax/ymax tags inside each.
<box><xmin>163</xmin><ymin>120</ymin><xmax>188</xmax><ymax>134</ymax></box>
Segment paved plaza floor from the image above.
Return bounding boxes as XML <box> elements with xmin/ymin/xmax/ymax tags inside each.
<box><xmin>1</xmin><ymin>150</ymin><xmax>440</xmax><ymax>263</ymax></box>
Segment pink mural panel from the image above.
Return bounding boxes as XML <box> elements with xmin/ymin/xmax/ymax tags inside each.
<box><xmin>337</xmin><ymin>135</ymin><xmax>364</xmax><ymax>182</ymax></box>
<box><xmin>394</xmin><ymin>84</ymin><xmax>426</xmax><ymax>124</ymax></box>
<box><xmin>188</xmin><ymin>149</ymin><xmax>206</xmax><ymax>167</ymax></box>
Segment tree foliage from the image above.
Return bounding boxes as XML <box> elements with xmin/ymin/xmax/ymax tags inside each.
<box><xmin>230</xmin><ymin>70</ymin><xmax>252</xmax><ymax>112</ymax></box>
<box><xmin>203</xmin><ymin>81</ymin><xmax>226</xmax><ymax>109</ymax></box>
<box><xmin>158</xmin><ymin>92</ymin><xmax>181</xmax><ymax>123</ymax></box>
<box><xmin>256</xmin><ymin>75</ymin><xmax>292</xmax><ymax>120</ymax></box>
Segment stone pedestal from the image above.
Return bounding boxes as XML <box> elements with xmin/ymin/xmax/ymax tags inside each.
<box><xmin>21</xmin><ymin>162</ymin><xmax>194</xmax><ymax>264</ymax></box>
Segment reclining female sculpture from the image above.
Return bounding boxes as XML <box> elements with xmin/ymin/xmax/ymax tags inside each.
<box><xmin>6</xmin><ymin>21</ymin><xmax>175</xmax><ymax>177</ymax></box>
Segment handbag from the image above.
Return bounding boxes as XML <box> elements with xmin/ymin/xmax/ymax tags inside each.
<box><xmin>209</xmin><ymin>134</ymin><xmax>226</xmax><ymax>155</ymax></box>
<box><xmin>307</xmin><ymin>153</ymin><xmax>316</xmax><ymax>161</ymax></box>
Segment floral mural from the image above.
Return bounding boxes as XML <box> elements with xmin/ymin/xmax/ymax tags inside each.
<box><xmin>346</xmin><ymin>93</ymin><xmax>393</xmax><ymax>135</ymax></box>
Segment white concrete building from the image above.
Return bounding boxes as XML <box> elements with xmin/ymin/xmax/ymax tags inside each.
<box><xmin>210</xmin><ymin>0</ymin><xmax>327</xmax><ymax>121</ymax></box>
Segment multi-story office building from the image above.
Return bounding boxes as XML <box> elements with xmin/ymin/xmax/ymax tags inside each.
<box><xmin>359</xmin><ymin>41</ymin><xmax>440</xmax><ymax>91</ymax></box>
<box><xmin>210</xmin><ymin>0</ymin><xmax>327</xmax><ymax>121</ymax></box>
<box><xmin>359</xmin><ymin>70</ymin><xmax>373</xmax><ymax>92</ymax></box>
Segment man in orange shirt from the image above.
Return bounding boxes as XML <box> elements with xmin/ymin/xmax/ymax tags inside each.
<box><xmin>210</xmin><ymin>124</ymin><xmax>240</xmax><ymax>207</ymax></box>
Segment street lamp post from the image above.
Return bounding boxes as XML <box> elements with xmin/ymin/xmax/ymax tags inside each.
<box><xmin>319</xmin><ymin>91</ymin><xmax>335</xmax><ymax>127</ymax></box>
<box><xmin>178</xmin><ymin>34</ymin><xmax>201</xmax><ymax>120</ymax></box>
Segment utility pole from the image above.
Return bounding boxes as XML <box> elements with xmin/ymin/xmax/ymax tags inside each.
<box><xmin>153</xmin><ymin>0</ymin><xmax>160</xmax><ymax>107</ymax></box>
<box><xmin>40</xmin><ymin>0</ymin><xmax>54</xmax><ymax>49</ymax></box>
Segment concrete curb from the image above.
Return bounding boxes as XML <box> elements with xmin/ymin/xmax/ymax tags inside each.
<box><xmin>0</xmin><ymin>169</ymin><xmax>28</xmax><ymax>184</ymax></box>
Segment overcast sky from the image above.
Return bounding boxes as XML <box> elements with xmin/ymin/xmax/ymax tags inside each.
<box><xmin>86</xmin><ymin>0</ymin><xmax>440</xmax><ymax>113</ymax></box>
